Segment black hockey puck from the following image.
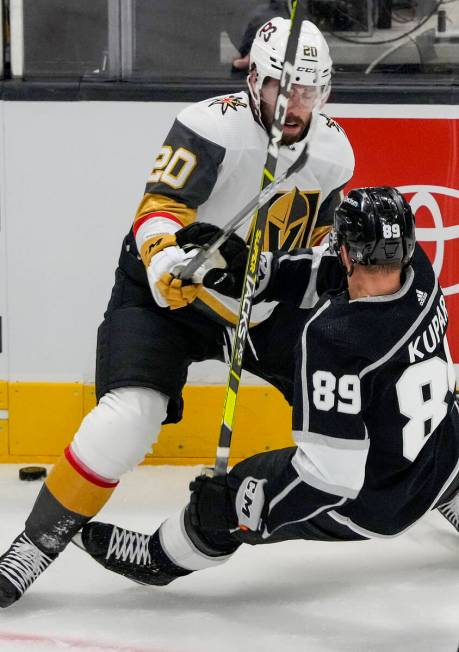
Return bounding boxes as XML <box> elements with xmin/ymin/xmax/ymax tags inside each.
<box><xmin>19</xmin><ymin>466</ymin><xmax>47</xmax><ymax>481</ymax></box>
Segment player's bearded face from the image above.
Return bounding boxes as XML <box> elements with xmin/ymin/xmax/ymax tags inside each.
<box><xmin>260</xmin><ymin>78</ymin><xmax>318</xmax><ymax>144</ymax></box>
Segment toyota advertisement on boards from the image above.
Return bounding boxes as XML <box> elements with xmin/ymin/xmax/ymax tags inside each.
<box><xmin>336</xmin><ymin>109</ymin><xmax>459</xmax><ymax>381</ymax></box>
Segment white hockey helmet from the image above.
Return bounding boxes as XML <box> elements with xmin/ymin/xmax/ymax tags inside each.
<box><xmin>249</xmin><ymin>17</ymin><xmax>332</xmax><ymax>112</ymax></box>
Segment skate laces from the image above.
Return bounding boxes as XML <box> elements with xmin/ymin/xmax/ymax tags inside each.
<box><xmin>106</xmin><ymin>526</ymin><xmax>152</xmax><ymax>566</ymax></box>
<box><xmin>0</xmin><ymin>533</ymin><xmax>54</xmax><ymax>595</ymax></box>
<box><xmin>439</xmin><ymin>491</ymin><xmax>459</xmax><ymax>531</ymax></box>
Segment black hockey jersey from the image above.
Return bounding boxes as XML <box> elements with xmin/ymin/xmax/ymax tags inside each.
<box><xmin>259</xmin><ymin>244</ymin><xmax>459</xmax><ymax>538</ymax></box>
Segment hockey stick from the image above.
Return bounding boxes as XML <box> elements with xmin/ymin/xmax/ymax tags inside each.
<box><xmin>178</xmin><ymin>141</ymin><xmax>308</xmax><ymax>281</ymax></box>
<box><xmin>211</xmin><ymin>0</ymin><xmax>309</xmax><ymax>476</ymax></box>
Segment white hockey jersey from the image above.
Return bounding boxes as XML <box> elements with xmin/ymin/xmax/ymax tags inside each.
<box><xmin>132</xmin><ymin>91</ymin><xmax>355</xmax><ymax>326</ymax></box>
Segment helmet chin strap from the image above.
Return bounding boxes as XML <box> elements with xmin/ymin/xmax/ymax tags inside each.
<box><xmin>337</xmin><ymin>253</ymin><xmax>354</xmax><ymax>278</ymax></box>
<box><xmin>247</xmin><ymin>74</ymin><xmax>265</xmax><ymax>129</ymax></box>
<box><xmin>338</xmin><ymin>245</ymin><xmax>355</xmax><ymax>278</ymax></box>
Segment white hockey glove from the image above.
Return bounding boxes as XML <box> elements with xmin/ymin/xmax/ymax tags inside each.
<box><xmin>174</xmin><ymin>223</ymin><xmax>249</xmax><ymax>299</ymax></box>
<box><xmin>146</xmin><ymin>238</ymin><xmax>193</xmax><ymax>309</ymax></box>
<box><xmin>147</xmin><ymin>232</ymin><xmax>227</xmax><ymax>310</ymax></box>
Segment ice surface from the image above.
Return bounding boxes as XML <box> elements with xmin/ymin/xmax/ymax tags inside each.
<box><xmin>0</xmin><ymin>464</ymin><xmax>457</xmax><ymax>652</ymax></box>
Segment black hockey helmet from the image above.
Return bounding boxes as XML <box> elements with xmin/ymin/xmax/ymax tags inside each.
<box><xmin>330</xmin><ymin>187</ymin><xmax>416</xmax><ymax>266</ymax></box>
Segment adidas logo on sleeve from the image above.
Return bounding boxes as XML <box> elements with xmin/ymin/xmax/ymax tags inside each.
<box><xmin>416</xmin><ymin>289</ymin><xmax>428</xmax><ymax>306</ymax></box>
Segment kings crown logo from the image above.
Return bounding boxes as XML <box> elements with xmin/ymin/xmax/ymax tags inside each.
<box><xmin>208</xmin><ymin>95</ymin><xmax>247</xmax><ymax>115</ymax></box>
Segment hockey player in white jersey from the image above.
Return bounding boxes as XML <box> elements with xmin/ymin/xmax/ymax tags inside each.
<box><xmin>75</xmin><ymin>187</ymin><xmax>459</xmax><ymax>587</ymax></box>
<box><xmin>0</xmin><ymin>17</ymin><xmax>354</xmax><ymax>607</ymax></box>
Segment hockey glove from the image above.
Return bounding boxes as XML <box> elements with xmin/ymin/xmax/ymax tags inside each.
<box><xmin>146</xmin><ymin>234</ymin><xmax>197</xmax><ymax>308</ymax></box>
<box><xmin>155</xmin><ymin>272</ymin><xmax>200</xmax><ymax>310</ymax></box>
<box><xmin>189</xmin><ymin>473</ymin><xmax>266</xmax><ymax>534</ymax></box>
<box><xmin>146</xmin><ymin>234</ymin><xmax>216</xmax><ymax>309</ymax></box>
<box><xmin>175</xmin><ymin>223</ymin><xmax>249</xmax><ymax>298</ymax></box>
<box><xmin>149</xmin><ymin>224</ymin><xmax>238</xmax><ymax>308</ymax></box>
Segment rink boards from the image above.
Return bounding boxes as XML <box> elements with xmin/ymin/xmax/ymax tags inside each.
<box><xmin>0</xmin><ymin>102</ymin><xmax>457</xmax><ymax>462</ymax></box>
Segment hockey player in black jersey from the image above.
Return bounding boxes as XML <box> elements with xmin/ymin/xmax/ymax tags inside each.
<box><xmin>72</xmin><ymin>186</ymin><xmax>459</xmax><ymax>587</ymax></box>
<box><xmin>0</xmin><ymin>17</ymin><xmax>355</xmax><ymax>608</ymax></box>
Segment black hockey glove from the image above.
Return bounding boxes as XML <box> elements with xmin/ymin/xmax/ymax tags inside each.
<box><xmin>189</xmin><ymin>474</ymin><xmax>239</xmax><ymax>532</ymax></box>
<box><xmin>175</xmin><ymin>223</ymin><xmax>248</xmax><ymax>298</ymax></box>
<box><xmin>189</xmin><ymin>473</ymin><xmax>267</xmax><ymax>534</ymax></box>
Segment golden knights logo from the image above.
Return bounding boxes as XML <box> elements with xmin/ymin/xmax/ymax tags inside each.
<box><xmin>208</xmin><ymin>95</ymin><xmax>247</xmax><ymax>115</ymax></box>
<box><xmin>256</xmin><ymin>188</ymin><xmax>321</xmax><ymax>251</ymax></box>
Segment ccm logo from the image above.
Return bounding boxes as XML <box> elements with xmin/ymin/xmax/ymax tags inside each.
<box><xmin>241</xmin><ymin>479</ymin><xmax>259</xmax><ymax>518</ymax></box>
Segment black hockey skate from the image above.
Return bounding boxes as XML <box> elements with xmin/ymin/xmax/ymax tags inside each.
<box><xmin>74</xmin><ymin>522</ymin><xmax>192</xmax><ymax>586</ymax></box>
<box><xmin>0</xmin><ymin>532</ymin><xmax>57</xmax><ymax>607</ymax></box>
<box><xmin>438</xmin><ymin>489</ymin><xmax>459</xmax><ymax>533</ymax></box>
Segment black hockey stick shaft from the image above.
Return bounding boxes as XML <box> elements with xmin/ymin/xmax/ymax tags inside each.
<box><xmin>213</xmin><ymin>0</ymin><xmax>308</xmax><ymax>476</ymax></box>
<box><xmin>178</xmin><ymin>143</ymin><xmax>308</xmax><ymax>281</ymax></box>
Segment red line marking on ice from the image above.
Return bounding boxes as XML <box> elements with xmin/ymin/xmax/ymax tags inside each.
<box><xmin>0</xmin><ymin>631</ymin><xmax>174</xmax><ymax>652</ymax></box>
